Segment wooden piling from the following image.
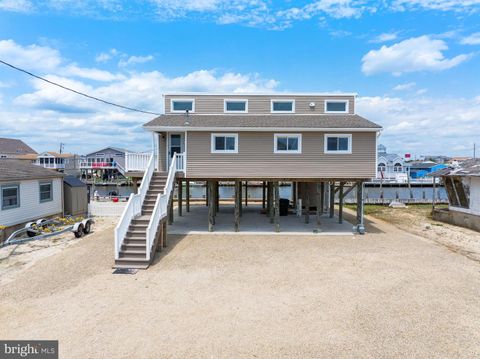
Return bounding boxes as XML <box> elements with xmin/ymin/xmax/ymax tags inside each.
<box><xmin>320</xmin><ymin>182</ymin><xmax>325</xmax><ymax>214</ymax></box>
<box><xmin>304</xmin><ymin>195</ymin><xmax>310</xmax><ymax>224</ymax></box>
<box><xmin>234</xmin><ymin>180</ymin><xmax>240</xmax><ymax>232</ymax></box>
<box><xmin>262</xmin><ymin>181</ymin><xmax>266</xmax><ymax>209</ymax></box>
<box><xmin>168</xmin><ymin>197</ymin><xmax>174</xmax><ymax>225</ymax></box>
<box><xmin>274</xmin><ymin>181</ymin><xmax>280</xmax><ymax>232</ymax></box>
<box><xmin>245</xmin><ymin>181</ymin><xmax>248</xmax><ymax>207</ymax></box>
<box><xmin>208</xmin><ymin>181</ymin><xmax>214</xmax><ymax>232</ymax></box>
<box><xmin>186</xmin><ymin>180</ymin><xmax>190</xmax><ymax>212</ymax></box>
<box><xmin>316</xmin><ymin>182</ymin><xmax>321</xmax><ymax>225</ymax></box>
<box><xmin>177</xmin><ymin>179</ymin><xmax>182</xmax><ymax>217</ymax></box>
<box><xmin>162</xmin><ymin>220</ymin><xmax>167</xmax><ymax>247</ymax></box>
<box><xmin>339</xmin><ymin>182</ymin><xmax>344</xmax><ymax>224</ymax></box>
<box><xmin>329</xmin><ymin>182</ymin><xmax>335</xmax><ymax>218</ymax></box>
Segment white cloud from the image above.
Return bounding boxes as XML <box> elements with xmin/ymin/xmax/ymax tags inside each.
<box><xmin>357</xmin><ymin>95</ymin><xmax>480</xmax><ymax>155</ymax></box>
<box><xmin>118</xmin><ymin>55</ymin><xmax>154</xmax><ymax>67</ymax></box>
<box><xmin>392</xmin><ymin>0</ymin><xmax>480</xmax><ymax>12</ymax></box>
<box><xmin>460</xmin><ymin>32</ymin><xmax>480</xmax><ymax>45</ymax></box>
<box><xmin>370</xmin><ymin>32</ymin><xmax>398</xmax><ymax>43</ymax></box>
<box><xmin>393</xmin><ymin>82</ymin><xmax>416</xmax><ymax>91</ymax></box>
<box><xmin>0</xmin><ymin>0</ymin><xmax>32</xmax><ymax>12</ymax></box>
<box><xmin>0</xmin><ymin>40</ymin><xmax>279</xmax><ymax>153</ymax></box>
<box><xmin>0</xmin><ymin>39</ymin><xmax>62</xmax><ymax>71</ymax></box>
<box><xmin>362</xmin><ymin>35</ymin><xmax>471</xmax><ymax>75</ymax></box>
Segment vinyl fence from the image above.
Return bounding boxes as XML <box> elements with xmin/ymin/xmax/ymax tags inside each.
<box><xmin>88</xmin><ymin>202</ymin><xmax>127</xmax><ymax>217</ymax></box>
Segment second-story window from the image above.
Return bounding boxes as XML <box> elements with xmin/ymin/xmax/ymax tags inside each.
<box><xmin>171</xmin><ymin>99</ymin><xmax>194</xmax><ymax>113</ymax></box>
<box><xmin>274</xmin><ymin>134</ymin><xmax>302</xmax><ymax>154</ymax></box>
<box><xmin>271</xmin><ymin>99</ymin><xmax>295</xmax><ymax>113</ymax></box>
<box><xmin>224</xmin><ymin>99</ymin><xmax>248</xmax><ymax>113</ymax></box>
<box><xmin>211</xmin><ymin>133</ymin><xmax>238</xmax><ymax>153</ymax></box>
<box><xmin>324</xmin><ymin>134</ymin><xmax>352</xmax><ymax>154</ymax></box>
<box><xmin>325</xmin><ymin>100</ymin><xmax>348</xmax><ymax>113</ymax></box>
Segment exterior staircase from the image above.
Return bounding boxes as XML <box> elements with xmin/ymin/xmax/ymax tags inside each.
<box><xmin>114</xmin><ymin>172</ymin><xmax>168</xmax><ymax>269</ymax></box>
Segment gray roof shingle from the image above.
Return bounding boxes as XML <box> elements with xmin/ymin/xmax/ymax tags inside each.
<box><xmin>143</xmin><ymin>114</ymin><xmax>382</xmax><ymax>130</ymax></box>
<box><xmin>0</xmin><ymin>159</ymin><xmax>64</xmax><ymax>182</ymax></box>
<box><xmin>0</xmin><ymin>138</ymin><xmax>37</xmax><ymax>155</ymax></box>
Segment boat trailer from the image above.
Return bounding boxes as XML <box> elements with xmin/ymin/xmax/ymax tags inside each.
<box><xmin>2</xmin><ymin>217</ymin><xmax>94</xmax><ymax>247</ymax></box>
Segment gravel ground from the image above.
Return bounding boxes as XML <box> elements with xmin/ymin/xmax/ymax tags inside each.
<box><xmin>0</xmin><ymin>214</ymin><xmax>479</xmax><ymax>358</ymax></box>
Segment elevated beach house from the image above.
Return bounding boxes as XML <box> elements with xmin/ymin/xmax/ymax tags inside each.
<box><xmin>114</xmin><ymin>93</ymin><xmax>382</xmax><ymax>268</ymax></box>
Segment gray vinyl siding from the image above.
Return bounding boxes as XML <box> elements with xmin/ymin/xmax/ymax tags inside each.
<box><xmin>166</xmin><ymin>95</ymin><xmax>355</xmax><ymax>115</ymax></box>
<box><xmin>186</xmin><ymin>131</ymin><xmax>376</xmax><ymax>179</ymax></box>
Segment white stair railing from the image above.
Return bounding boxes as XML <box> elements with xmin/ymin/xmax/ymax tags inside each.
<box><xmin>125</xmin><ymin>152</ymin><xmax>152</xmax><ymax>172</ymax></box>
<box><xmin>145</xmin><ymin>153</ymin><xmax>179</xmax><ymax>260</ymax></box>
<box><xmin>114</xmin><ymin>153</ymin><xmax>155</xmax><ymax>260</ymax></box>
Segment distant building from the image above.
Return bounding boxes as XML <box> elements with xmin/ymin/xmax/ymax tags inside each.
<box><xmin>431</xmin><ymin>159</ymin><xmax>480</xmax><ymax>232</ymax></box>
<box><xmin>0</xmin><ymin>159</ymin><xmax>64</xmax><ymax>238</ymax></box>
<box><xmin>0</xmin><ymin>137</ymin><xmax>37</xmax><ymax>158</ymax></box>
<box><xmin>376</xmin><ymin>144</ymin><xmax>410</xmax><ymax>182</ymax></box>
<box><xmin>80</xmin><ymin>147</ymin><xmax>127</xmax><ymax>182</ymax></box>
<box><xmin>35</xmin><ymin>151</ymin><xmax>77</xmax><ymax>171</ymax></box>
<box><xmin>409</xmin><ymin>161</ymin><xmax>447</xmax><ymax>179</ymax></box>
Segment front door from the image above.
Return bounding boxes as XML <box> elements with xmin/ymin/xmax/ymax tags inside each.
<box><xmin>169</xmin><ymin>134</ymin><xmax>182</xmax><ymax>158</ymax></box>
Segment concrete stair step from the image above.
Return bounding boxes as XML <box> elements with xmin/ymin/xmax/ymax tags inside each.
<box><xmin>114</xmin><ymin>258</ymin><xmax>149</xmax><ymax>269</ymax></box>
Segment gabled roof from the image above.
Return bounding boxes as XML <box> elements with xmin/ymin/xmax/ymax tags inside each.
<box><xmin>144</xmin><ymin>114</ymin><xmax>382</xmax><ymax>131</ymax></box>
<box><xmin>85</xmin><ymin>147</ymin><xmax>127</xmax><ymax>156</ymax></box>
<box><xmin>0</xmin><ymin>159</ymin><xmax>63</xmax><ymax>182</ymax></box>
<box><xmin>38</xmin><ymin>151</ymin><xmax>75</xmax><ymax>158</ymax></box>
<box><xmin>0</xmin><ymin>137</ymin><xmax>37</xmax><ymax>155</ymax></box>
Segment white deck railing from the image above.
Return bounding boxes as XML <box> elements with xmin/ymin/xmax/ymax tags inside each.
<box><xmin>175</xmin><ymin>152</ymin><xmax>185</xmax><ymax>172</ymax></box>
<box><xmin>145</xmin><ymin>153</ymin><xmax>179</xmax><ymax>260</ymax></box>
<box><xmin>114</xmin><ymin>153</ymin><xmax>155</xmax><ymax>260</ymax></box>
<box><xmin>125</xmin><ymin>152</ymin><xmax>151</xmax><ymax>172</ymax></box>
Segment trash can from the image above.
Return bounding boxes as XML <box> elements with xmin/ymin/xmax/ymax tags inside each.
<box><xmin>279</xmin><ymin>198</ymin><xmax>289</xmax><ymax>216</ymax></box>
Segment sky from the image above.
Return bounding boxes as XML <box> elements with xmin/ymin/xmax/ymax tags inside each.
<box><xmin>0</xmin><ymin>0</ymin><xmax>479</xmax><ymax>157</ymax></box>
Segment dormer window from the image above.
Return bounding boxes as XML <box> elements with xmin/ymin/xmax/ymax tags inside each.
<box><xmin>271</xmin><ymin>99</ymin><xmax>295</xmax><ymax>113</ymax></box>
<box><xmin>325</xmin><ymin>100</ymin><xmax>348</xmax><ymax>113</ymax></box>
<box><xmin>224</xmin><ymin>99</ymin><xmax>248</xmax><ymax>113</ymax></box>
<box><xmin>171</xmin><ymin>99</ymin><xmax>195</xmax><ymax>113</ymax></box>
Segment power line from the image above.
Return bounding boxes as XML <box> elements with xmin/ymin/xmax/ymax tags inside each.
<box><xmin>0</xmin><ymin>59</ymin><xmax>161</xmax><ymax>116</ymax></box>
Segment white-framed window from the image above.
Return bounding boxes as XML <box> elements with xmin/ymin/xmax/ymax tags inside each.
<box><xmin>224</xmin><ymin>99</ymin><xmax>248</xmax><ymax>113</ymax></box>
<box><xmin>271</xmin><ymin>99</ymin><xmax>295</xmax><ymax>113</ymax></box>
<box><xmin>1</xmin><ymin>184</ymin><xmax>20</xmax><ymax>210</ymax></box>
<box><xmin>325</xmin><ymin>100</ymin><xmax>349</xmax><ymax>113</ymax></box>
<box><xmin>274</xmin><ymin>134</ymin><xmax>302</xmax><ymax>154</ymax></box>
<box><xmin>39</xmin><ymin>181</ymin><xmax>53</xmax><ymax>203</ymax></box>
<box><xmin>211</xmin><ymin>133</ymin><xmax>238</xmax><ymax>153</ymax></box>
<box><xmin>324</xmin><ymin>134</ymin><xmax>352</xmax><ymax>154</ymax></box>
<box><xmin>171</xmin><ymin>99</ymin><xmax>195</xmax><ymax>113</ymax></box>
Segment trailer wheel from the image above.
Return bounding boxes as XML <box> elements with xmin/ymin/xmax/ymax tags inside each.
<box><xmin>27</xmin><ymin>229</ymin><xmax>37</xmax><ymax>238</ymax></box>
<box><xmin>74</xmin><ymin>224</ymin><xmax>84</xmax><ymax>238</ymax></box>
<box><xmin>83</xmin><ymin>221</ymin><xmax>91</xmax><ymax>235</ymax></box>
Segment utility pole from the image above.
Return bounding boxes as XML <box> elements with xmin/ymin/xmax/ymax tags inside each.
<box><xmin>59</xmin><ymin>142</ymin><xmax>65</xmax><ymax>154</ymax></box>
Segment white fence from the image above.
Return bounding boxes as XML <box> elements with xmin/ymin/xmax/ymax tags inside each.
<box><xmin>88</xmin><ymin>202</ymin><xmax>127</xmax><ymax>217</ymax></box>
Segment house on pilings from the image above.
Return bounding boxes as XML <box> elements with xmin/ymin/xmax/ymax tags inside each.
<box><xmin>114</xmin><ymin>93</ymin><xmax>382</xmax><ymax>269</ymax></box>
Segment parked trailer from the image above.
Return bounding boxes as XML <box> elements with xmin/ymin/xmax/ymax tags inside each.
<box><xmin>2</xmin><ymin>217</ymin><xmax>94</xmax><ymax>247</ymax></box>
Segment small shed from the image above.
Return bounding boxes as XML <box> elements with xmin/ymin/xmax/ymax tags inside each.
<box><xmin>64</xmin><ymin>176</ymin><xmax>88</xmax><ymax>216</ymax></box>
<box><xmin>430</xmin><ymin>159</ymin><xmax>480</xmax><ymax>232</ymax></box>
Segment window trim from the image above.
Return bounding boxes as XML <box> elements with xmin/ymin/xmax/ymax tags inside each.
<box><xmin>224</xmin><ymin>99</ymin><xmax>248</xmax><ymax>113</ymax></box>
<box><xmin>170</xmin><ymin>98</ymin><xmax>195</xmax><ymax>113</ymax></box>
<box><xmin>324</xmin><ymin>99</ymin><xmax>349</xmax><ymax>114</ymax></box>
<box><xmin>39</xmin><ymin>181</ymin><xmax>53</xmax><ymax>203</ymax></box>
<box><xmin>211</xmin><ymin>133</ymin><xmax>239</xmax><ymax>154</ymax></box>
<box><xmin>324</xmin><ymin>134</ymin><xmax>352</xmax><ymax>154</ymax></box>
<box><xmin>271</xmin><ymin>99</ymin><xmax>295</xmax><ymax>113</ymax></box>
<box><xmin>273</xmin><ymin>134</ymin><xmax>302</xmax><ymax>154</ymax></box>
<box><xmin>1</xmin><ymin>183</ymin><xmax>20</xmax><ymax>210</ymax></box>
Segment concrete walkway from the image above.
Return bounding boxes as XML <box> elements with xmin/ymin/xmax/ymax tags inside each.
<box><xmin>169</xmin><ymin>203</ymin><xmax>354</xmax><ymax>235</ymax></box>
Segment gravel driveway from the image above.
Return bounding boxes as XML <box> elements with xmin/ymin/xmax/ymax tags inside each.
<box><xmin>1</xmin><ymin>214</ymin><xmax>479</xmax><ymax>358</ymax></box>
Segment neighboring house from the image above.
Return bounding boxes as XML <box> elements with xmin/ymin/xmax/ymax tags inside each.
<box><xmin>0</xmin><ymin>137</ymin><xmax>37</xmax><ymax>158</ymax></box>
<box><xmin>35</xmin><ymin>151</ymin><xmax>76</xmax><ymax>171</ymax></box>
<box><xmin>409</xmin><ymin>161</ymin><xmax>447</xmax><ymax>179</ymax></box>
<box><xmin>376</xmin><ymin>144</ymin><xmax>410</xmax><ymax>182</ymax></box>
<box><xmin>80</xmin><ymin>147</ymin><xmax>126</xmax><ymax>181</ymax></box>
<box><xmin>431</xmin><ymin>159</ymin><xmax>480</xmax><ymax>232</ymax></box>
<box><xmin>0</xmin><ymin>159</ymin><xmax>64</xmax><ymax>238</ymax></box>
<box><xmin>114</xmin><ymin>92</ymin><xmax>383</xmax><ymax>268</ymax></box>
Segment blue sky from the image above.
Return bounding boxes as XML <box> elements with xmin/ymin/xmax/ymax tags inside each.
<box><xmin>0</xmin><ymin>0</ymin><xmax>479</xmax><ymax>157</ymax></box>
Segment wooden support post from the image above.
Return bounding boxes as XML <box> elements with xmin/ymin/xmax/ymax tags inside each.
<box><xmin>304</xmin><ymin>194</ymin><xmax>310</xmax><ymax>224</ymax></box>
<box><xmin>163</xmin><ymin>220</ymin><xmax>167</xmax><ymax>247</ymax></box>
<box><xmin>262</xmin><ymin>181</ymin><xmax>266</xmax><ymax>209</ymax></box>
<box><xmin>234</xmin><ymin>180</ymin><xmax>240</xmax><ymax>232</ymax></box>
<box><xmin>274</xmin><ymin>181</ymin><xmax>280</xmax><ymax>232</ymax></box>
<box><xmin>266</xmin><ymin>182</ymin><xmax>271</xmax><ymax>214</ymax></box>
<box><xmin>329</xmin><ymin>182</ymin><xmax>335</xmax><ymax>218</ymax></box>
<box><xmin>269</xmin><ymin>182</ymin><xmax>274</xmax><ymax>223</ymax></box>
<box><xmin>186</xmin><ymin>180</ymin><xmax>190</xmax><ymax>213</ymax></box>
<box><xmin>168</xmin><ymin>197</ymin><xmax>174</xmax><ymax>225</ymax></box>
<box><xmin>356</xmin><ymin>181</ymin><xmax>365</xmax><ymax>234</ymax></box>
<box><xmin>156</xmin><ymin>220</ymin><xmax>163</xmax><ymax>252</ymax></box>
<box><xmin>316</xmin><ymin>183</ymin><xmax>321</xmax><ymax>225</ymax></box>
<box><xmin>177</xmin><ymin>179</ymin><xmax>183</xmax><ymax>217</ymax></box>
<box><xmin>205</xmin><ymin>181</ymin><xmax>209</xmax><ymax>207</ymax></box>
<box><xmin>208</xmin><ymin>181</ymin><xmax>214</xmax><ymax>232</ymax></box>
<box><xmin>245</xmin><ymin>181</ymin><xmax>248</xmax><ymax>207</ymax></box>
<box><xmin>339</xmin><ymin>182</ymin><xmax>344</xmax><ymax>224</ymax></box>
<box><xmin>215</xmin><ymin>181</ymin><xmax>219</xmax><ymax>213</ymax></box>
<box><xmin>320</xmin><ymin>182</ymin><xmax>325</xmax><ymax>214</ymax></box>
<box><xmin>292</xmin><ymin>181</ymin><xmax>297</xmax><ymax>207</ymax></box>
<box><xmin>432</xmin><ymin>176</ymin><xmax>436</xmax><ymax>211</ymax></box>
<box><xmin>239</xmin><ymin>181</ymin><xmax>243</xmax><ymax>217</ymax></box>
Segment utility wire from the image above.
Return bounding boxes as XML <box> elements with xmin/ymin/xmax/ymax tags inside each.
<box><xmin>0</xmin><ymin>59</ymin><xmax>161</xmax><ymax>116</ymax></box>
